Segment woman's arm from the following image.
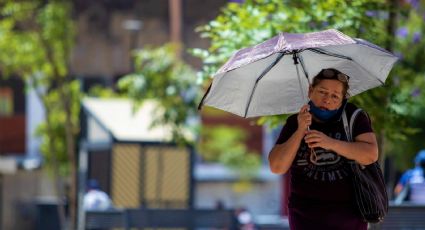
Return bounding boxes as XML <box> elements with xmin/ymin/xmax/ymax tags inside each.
<box><xmin>304</xmin><ymin>131</ymin><xmax>378</xmax><ymax>165</ymax></box>
<box><xmin>268</xmin><ymin>129</ymin><xmax>305</xmax><ymax>174</ymax></box>
<box><xmin>268</xmin><ymin>105</ymin><xmax>311</xmax><ymax>174</ymax></box>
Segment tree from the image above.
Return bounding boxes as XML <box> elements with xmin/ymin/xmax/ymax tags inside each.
<box><xmin>118</xmin><ymin>44</ymin><xmax>200</xmax><ymax>145</ymax></box>
<box><xmin>118</xmin><ymin>44</ymin><xmax>261</xmax><ymax>180</ymax></box>
<box><xmin>0</xmin><ymin>1</ymin><xmax>81</xmax><ymax>229</ymax></box>
<box><xmin>378</xmin><ymin>0</ymin><xmax>425</xmax><ymax>170</ymax></box>
<box><xmin>191</xmin><ymin>0</ymin><xmax>425</xmax><ymax>172</ymax></box>
<box><xmin>199</xmin><ymin>125</ymin><xmax>261</xmax><ymax>192</ymax></box>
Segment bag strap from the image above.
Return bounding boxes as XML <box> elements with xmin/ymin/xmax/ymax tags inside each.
<box><xmin>343</xmin><ymin>108</ymin><xmax>365</xmax><ymax>168</ymax></box>
<box><xmin>342</xmin><ymin>108</ymin><xmax>362</xmax><ymax>142</ymax></box>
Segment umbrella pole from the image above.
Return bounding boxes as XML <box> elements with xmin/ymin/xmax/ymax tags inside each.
<box><xmin>293</xmin><ymin>53</ymin><xmax>318</xmax><ymax>162</ymax></box>
<box><xmin>293</xmin><ymin>53</ymin><xmax>309</xmax><ymax>103</ymax></box>
<box><xmin>297</xmin><ymin>53</ymin><xmax>310</xmax><ymax>84</ymax></box>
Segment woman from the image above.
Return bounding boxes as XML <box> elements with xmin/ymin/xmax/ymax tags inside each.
<box><xmin>268</xmin><ymin>68</ymin><xmax>378</xmax><ymax>229</ymax></box>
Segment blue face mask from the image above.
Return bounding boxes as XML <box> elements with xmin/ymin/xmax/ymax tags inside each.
<box><xmin>308</xmin><ymin>101</ymin><xmax>339</xmax><ymax>122</ymax></box>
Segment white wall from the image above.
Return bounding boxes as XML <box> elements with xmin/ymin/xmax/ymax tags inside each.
<box><xmin>194</xmin><ymin>165</ymin><xmax>282</xmax><ymax>217</ymax></box>
<box><xmin>195</xmin><ymin>180</ymin><xmax>281</xmax><ymax>216</ymax></box>
<box><xmin>26</xmin><ymin>86</ymin><xmax>44</xmax><ymax>158</ymax></box>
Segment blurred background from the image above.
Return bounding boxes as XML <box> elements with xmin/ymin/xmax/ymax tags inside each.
<box><xmin>0</xmin><ymin>0</ymin><xmax>425</xmax><ymax>229</ymax></box>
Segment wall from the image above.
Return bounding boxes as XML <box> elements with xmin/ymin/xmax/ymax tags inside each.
<box><xmin>0</xmin><ymin>77</ymin><xmax>26</xmax><ymax>155</ymax></box>
<box><xmin>71</xmin><ymin>0</ymin><xmax>228</xmax><ymax>77</ymax></box>
<box><xmin>1</xmin><ymin>170</ymin><xmax>56</xmax><ymax>230</ymax></box>
<box><xmin>195</xmin><ymin>179</ymin><xmax>281</xmax><ymax>217</ymax></box>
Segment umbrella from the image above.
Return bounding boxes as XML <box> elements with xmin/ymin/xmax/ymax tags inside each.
<box><xmin>198</xmin><ymin>29</ymin><xmax>398</xmax><ymax>118</ymax></box>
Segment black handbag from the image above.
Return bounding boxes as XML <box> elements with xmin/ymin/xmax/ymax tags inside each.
<box><xmin>342</xmin><ymin>109</ymin><xmax>389</xmax><ymax>223</ymax></box>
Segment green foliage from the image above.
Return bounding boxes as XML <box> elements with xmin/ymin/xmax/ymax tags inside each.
<box><xmin>380</xmin><ymin>1</ymin><xmax>425</xmax><ymax>169</ymax></box>
<box><xmin>88</xmin><ymin>85</ymin><xmax>119</xmax><ymax>98</ymax></box>
<box><xmin>0</xmin><ymin>2</ymin><xmax>80</xmax><ymax>227</ymax></box>
<box><xmin>192</xmin><ymin>0</ymin><xmax>387</xmax><ymax>84</ymax></box>
<box><xmin>0</xmin><ymin>0</ymin><xmax>74</xmax><ymax>84</ymax></box>
<box><xmin>192</xmin><ymin>0</ymin><xmax>425</xmax><ymax>170</ymax></box>
<box><xmin>35</xmin><ymin>80</ymin><xmax>82</xmax><ymax>176</ymax></box>
<box><xmin>0</xmin><ymin>0</ymin><xmax>80</xmax><ymax>175</ymax></box>
<box><xmin>118</xmin><ymin>44</ymin><xmax>201</xmax><ymax>145</ymax></box>
<box><xmin>198</xmin><ymin>125</ymin><xmax>261</xmax><ymax>177</ymax></box>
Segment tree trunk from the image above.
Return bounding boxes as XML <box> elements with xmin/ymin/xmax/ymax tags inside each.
<box><xmin>37</xmin><ymin>23</ymin><xmax>78</xmax><ymax>230</ymax></box>
<box><xmin>169</xmin><ymin>0</ymin><xmax>183</xmax><ymax>58</ymax></box>
<box><xmin>386</xmin><ymin>0</ymin><xmax>397</xmax><ymax>52</ymax></box>
<box><xmin>34</xmin><ymin>85</ymin><xmax>67</xmax><ymax>230</ymax></box>
<box><xmin>59</xmin><ymin>82</ymin><xmax>77</xmax><ymax>230</ymax></box>
<box><xmin>379</xmin><ymin>0</ymin><xmax>397</xmax><ymax>167</ymax></box>
<box><xmin>379</xmin><ymin>0</ymin><xmax>398</xmax><ymax>198</ymax></box>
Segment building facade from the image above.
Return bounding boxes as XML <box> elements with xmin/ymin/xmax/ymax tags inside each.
<box><xmin>0</xmin><ymin>1</ymin><xmax>284</xmax><ymax>228</ymax></box>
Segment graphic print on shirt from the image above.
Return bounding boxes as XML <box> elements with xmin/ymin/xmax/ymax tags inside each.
<box><xmin>295</xmin><ymin>131</ymin><xmax>349</xmax><ymax>182</ymax></box>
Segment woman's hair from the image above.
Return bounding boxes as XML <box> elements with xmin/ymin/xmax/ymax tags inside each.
<box><xmin>311</xmin><ymin>68</ymin><xmax>350</xmax><ymax>98</ymax></box>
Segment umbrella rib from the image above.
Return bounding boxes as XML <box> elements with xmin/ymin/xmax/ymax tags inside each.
<box><xmin>308</xmin><ymin>48</ymin><xmax>353</xmax><ymax>60</ymax></box>
<box><xmin>197</xmin><ymin>82</ymin><xmax>212</xmax><ymax>110</ymax></box>
<box><xmin>243</xmin><ymin>52</ymin><xmax>285</xmax><ymax>117</ymax></box>
<box><xmin>297</xmin><ymin>53</ymin><xmax>310</xmax><ymax>83</ymax></box>
<box><xmin>310</xmin><ymin>48</ymin><xmax>385</xmax><ymax>86</ymax></box>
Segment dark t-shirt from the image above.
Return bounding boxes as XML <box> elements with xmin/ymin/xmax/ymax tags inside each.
<box><xmin>275</xmin><ymin>103</ymin><xmax>372</xmax><ymax>229</ymax></box>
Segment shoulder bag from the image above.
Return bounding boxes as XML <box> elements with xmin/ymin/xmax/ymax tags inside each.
<box><xmin>342</xmin><ymin>108</ymin><xmax>389</xmax><ymax>223</ymax></box>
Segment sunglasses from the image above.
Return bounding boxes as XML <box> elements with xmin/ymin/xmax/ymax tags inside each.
<box><xmin>319</xmin><ymin>69</ymin><xmax>350</xmax><ymax>83</ymax></box>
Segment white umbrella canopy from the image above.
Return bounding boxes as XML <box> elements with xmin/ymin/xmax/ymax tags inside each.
<box><xmin>198</xmin><ymin>29</ymin><xmax>398</xmax><ymax>118</ymax></box>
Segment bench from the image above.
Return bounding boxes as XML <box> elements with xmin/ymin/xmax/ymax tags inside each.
<box><xmin>370</xmin><ymin>202</ymin><xmax>425</xmax><ymax>229</ymax></box>
<box><xmin>85</xmin><ymin>209</ymin><xmax>127</xmax><ymax>229</ymax></box>
<box><xmin>85</xmin><ymin>208</ymin><xmax>237</xmax><ymax>229</ymax></box>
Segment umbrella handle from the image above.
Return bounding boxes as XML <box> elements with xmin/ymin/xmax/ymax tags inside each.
<box><xmin>310</xmin><ymin>147</ymin><xmax>318</xmax><ymax>163</ymax></box>
<box><xmin>307</xmin><ymin>126</ymin><xmax>318</xmax><ymax>163</ymax></box>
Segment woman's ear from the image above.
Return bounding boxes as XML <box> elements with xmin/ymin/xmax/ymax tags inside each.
<box><xmin>308</xmin><ymin>85</ymin><xmax>313</xmax><ymax>97</ymax></box>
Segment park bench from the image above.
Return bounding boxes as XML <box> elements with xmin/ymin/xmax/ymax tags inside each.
<box><xmin>370</xmin><ymin>202</ymin><xmax>425</xmax><ymax>229</ymax></box>
<box><xmin>85</xmin><ymin>209</ymin><xmax>127</xmax><ymax>229</ymax></box>
<box><xmin>85</xmin><ymin>208</ymin><xmax>237</xmax><ymax>230</ymax></box>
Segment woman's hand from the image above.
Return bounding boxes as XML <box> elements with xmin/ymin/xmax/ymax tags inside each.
<box><xmin>304</xmin><ymin>130</ymin><xmax>334</xmax><ymax>150</ymax></box>
<box><xmin>297</xmin><ymin>104</ymin><xmax>312</xmax><ymax>131</ymax></box>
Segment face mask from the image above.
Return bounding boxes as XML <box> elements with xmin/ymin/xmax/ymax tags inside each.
<box><xmin>308</xmin><ymin>101</ymin><xmax>339</xmax><ymax>122</ymax></box>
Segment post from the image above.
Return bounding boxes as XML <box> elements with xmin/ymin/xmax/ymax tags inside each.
<box><xmin>169</xmin><ymin>0</ymin><xmax>183</xmax><ymax>58</ymax></box>
<box><xmin>76</xmin><ymin>141</ymin><xmax>88</xmax><ymax>230</ymax></box>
